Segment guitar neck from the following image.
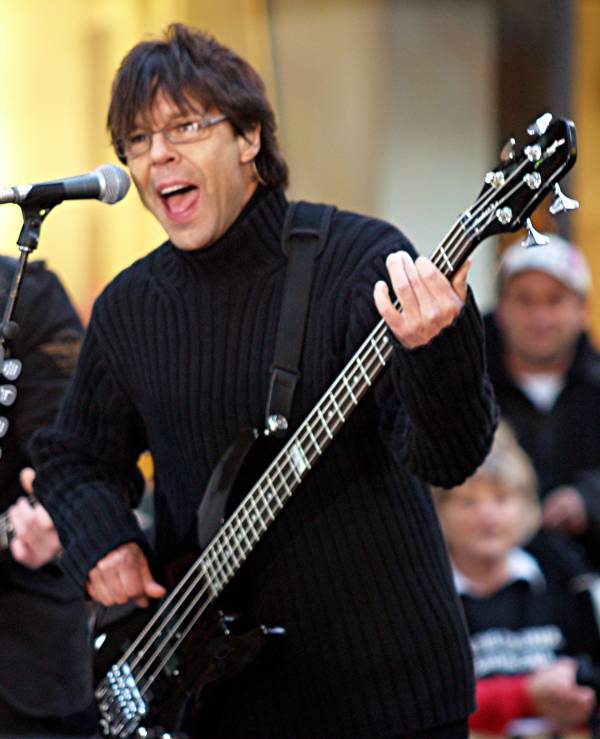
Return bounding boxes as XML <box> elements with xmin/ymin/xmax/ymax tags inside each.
<box><xmin>198</xmin><ymin>225</ymin><xmax>477</xmax><ymax>597</ymax></box>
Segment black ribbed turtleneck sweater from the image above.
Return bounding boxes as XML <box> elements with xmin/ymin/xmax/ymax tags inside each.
<box><xmin>32</xmin><ymin>187</ymin><xmax>496</xmax><ymax>738</ymax></box>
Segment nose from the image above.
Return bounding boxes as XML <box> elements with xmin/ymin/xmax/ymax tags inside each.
<box><xmin>148</xmin><ymin>131</ymin><xmax>177</xmax><ymax>164</ymax></box>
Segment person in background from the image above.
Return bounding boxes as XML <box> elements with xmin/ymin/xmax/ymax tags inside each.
<box><xmin>0</xmin><ymin>257</ymin><xmax>96</xmax><ymax>735</ymax></box>
<box><xmin>19</xmin><ymin>24</ymin><xmax>497</xmax><ymax>738</ymax></box>
<box><xmin>485</xmin><ymin>235</ymin><xmax>600</xmax><ymax>569</ymax></box>
<box><xmin>434</xmin><ymin>421</ymin><xmax>600</xmax><ymax>738</ymax></box>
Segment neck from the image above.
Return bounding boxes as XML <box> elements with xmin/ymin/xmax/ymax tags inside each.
<box><xmin>452</xmin><ymin>551</ymin><xmax>509</xmax><ymax>596</ymax></box>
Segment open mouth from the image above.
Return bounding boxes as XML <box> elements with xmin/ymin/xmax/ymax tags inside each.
<box><xmin>158</xmin><ymin>183</ymin><xmax>199</xmax><ymax>218</ymax></box>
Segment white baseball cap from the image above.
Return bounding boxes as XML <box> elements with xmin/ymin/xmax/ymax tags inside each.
<box><xmin>499</xmin><ymin>234</ymin><xmax>591</xmax><ymax>297</ymax></box>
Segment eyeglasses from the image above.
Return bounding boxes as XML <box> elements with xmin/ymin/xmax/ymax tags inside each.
<box><xmin>114</xmin><ymin>114</ymin><xmax>228</xmax><ymax>161</ymax></box>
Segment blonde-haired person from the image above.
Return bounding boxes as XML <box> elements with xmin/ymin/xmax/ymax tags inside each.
<box><xmin>434</xmin><ymin>422</ymin><xmax>600</xmax><ymax>738</ymax></box>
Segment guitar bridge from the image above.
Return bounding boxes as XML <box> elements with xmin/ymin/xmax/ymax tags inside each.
<box><xmin>96</xmin><ymin>660</ymin><xmax>148</xmax><ymax>737</ymax></box>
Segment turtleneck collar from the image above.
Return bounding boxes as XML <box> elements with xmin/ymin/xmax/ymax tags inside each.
<box><xmin>173</xmin><ymin>186</ymin><xmax>287</xmax><ymax>260</ymax></box>
<box><xmin>153</xmin><ymin>186</ymin><xmax>289</xmax><ymax>286</ymax></box>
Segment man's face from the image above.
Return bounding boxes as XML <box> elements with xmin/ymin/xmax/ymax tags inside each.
<box><xmin>496</xmin><ymin>270</ymin><xmax>587</xmax><ymax>371</ymax></box>
<box><xmin>127</xmin><ymin>90</ymin><xmax>260</xmax><ymax>250</ymax></box>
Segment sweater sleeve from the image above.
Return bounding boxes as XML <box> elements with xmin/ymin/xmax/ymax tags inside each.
<box><xmin>30</xmin><ymin>308</ymin><xmax>149</xmax><ymax>590</ymax></box>
<box><xmin>469</xmin><ymin>674</ymin><xmax>536</xmax><ymax>734</ymax></box>
<box><xmin>344</xmin><ymin>236</ymin><xmax>498</xmax><ymax>488</ymax></box>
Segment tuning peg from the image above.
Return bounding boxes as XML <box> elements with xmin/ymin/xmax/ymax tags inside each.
<box><xmin>521</xmin><ymin>219</ymin><xmax>549</xmax><ymax>248</ymax></box>
<box><xmin>549</xmin><ymin>183</ymin><xmax>579</xmax><ymax>215</ymax></box>
<box><xmin>500</xmin><ymin>137</ymin><xmax>516</xmax><ymax>162</ymax></box>
<box><xmin>2</xmin><ymin>358</ymin><xmax>21</xmax><ymax>381</ymax></box>
<box><xmin>527</xmin><ymin>112</ymin><xmax>553</xmax><ymax>136</ymax></box>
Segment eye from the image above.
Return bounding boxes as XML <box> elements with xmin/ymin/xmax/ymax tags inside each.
<box><xmin>127</xmin><ymin>132</ymin><xmax>149</xmax><ymax>147</ymax></box>
<box><xmin>175</xmin><ymin>120</ymin><xmax>201</xmax><ymax>135</ymax></box>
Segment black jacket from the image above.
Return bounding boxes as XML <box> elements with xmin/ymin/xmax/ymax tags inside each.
<box><xmin>0</xmin><ymin>257</ymin><xmax>93</xmax><ymax>719</ymax></box>
<box><xmin>485</xmin><ymin>312</ymin><xmax>600</xmax><ymax>568</ymax></box>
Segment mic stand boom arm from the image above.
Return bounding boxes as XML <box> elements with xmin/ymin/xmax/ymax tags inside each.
<box><xmin>0</xmin><ymin>201</ymin><xmax>56</xmax><ymax>359</ymax></box>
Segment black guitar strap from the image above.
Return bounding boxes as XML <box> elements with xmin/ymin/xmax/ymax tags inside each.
<box><xmin>264</xmin><ymin>201</ymin><xmax>335</xmax><ymax>437</ymax></box>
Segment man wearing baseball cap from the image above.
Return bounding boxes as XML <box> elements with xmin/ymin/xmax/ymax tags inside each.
<box><xmin>485</xmin><ymin>234</ymin><xmax>600</xmax><ymax>569</ymax></box>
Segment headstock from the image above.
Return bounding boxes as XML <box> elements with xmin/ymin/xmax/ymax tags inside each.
<box><xmin>463</xmin><ymin>114</ymin><xmax>577</xmax><ymax>248</ymax></box>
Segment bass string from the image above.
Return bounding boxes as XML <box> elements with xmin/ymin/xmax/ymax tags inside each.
<box><xmin>113</xmin><ymin>151</ymin><xmax>532</xmax><ymax>695</ymax></box>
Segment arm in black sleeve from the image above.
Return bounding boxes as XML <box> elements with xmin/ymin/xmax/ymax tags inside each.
<box><xmin>342</xmin><ymin>229</ymin><xmax>497</xmax><ymax>488</ymax></box>
<box><xmin>30</xmin><ymin>304</ymin><xmax>150</xmax><ymax>590</ymax></box>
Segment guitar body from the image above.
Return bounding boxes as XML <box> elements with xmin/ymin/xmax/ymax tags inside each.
<box><xmin>97</xmin><ymin>605</ymin><xmax>277</xmax><ymax>736</ymax></box>
<box><xmin>95</xmin><ymin>429</ymin><xmax>286</xmax><ymax>737</ymax></box>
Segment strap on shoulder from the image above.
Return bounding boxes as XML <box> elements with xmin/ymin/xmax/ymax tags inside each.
<box><xmin>265</xmin><ymin>201</ymin><xmax>335</xmax><ymax>436</ymax></box>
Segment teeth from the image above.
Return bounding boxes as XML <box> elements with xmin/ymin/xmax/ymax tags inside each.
<box><xmin>159</xmin><ymin>184</ymin><xmax>189</xmax><ymax>196</ymax></box>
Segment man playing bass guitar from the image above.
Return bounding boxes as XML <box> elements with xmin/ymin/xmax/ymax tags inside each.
<box><xmin>21</xmin><ymin>23</ymin><xmax>501</xmax><ymax>738</ymax></box>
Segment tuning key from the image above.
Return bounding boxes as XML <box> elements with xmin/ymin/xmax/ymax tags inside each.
<box><xmin>521</xmin><ymin>219</ymin><xmax>549</xmax><ymax>248</ymax></box>
<box><xmin>2</xmin><ymin>358</ymin><xmax>21</xmax><ymax>381</ymax></box>
<box><xmin>0</xmin><ymin>417</ymin><xmax>8</xmax><ymax>438</ymax></box>
<box><xmin>0</xmin><ymin>385</ymin><xmax>17</xmax><ymax>407</ymax></box>
<box><xmin>549</xmin><ymin>183</ymin><xmax>579</xmax><ymax>215</ymax></box>
<box><xmin>500</xmin><ymin>137</ymin><xmax>516</xmax><ymax>162</ymax></box>
<box><xmin>527</xmin><ymin>112</ymin><xmax>553</xmax><ymax>136</ymax></box>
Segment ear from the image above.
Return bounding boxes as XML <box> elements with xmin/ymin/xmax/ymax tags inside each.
<box><xmin>238</xmin><ymin>123</ymin><xmax>261</xmax><ymax>164</ymax></box>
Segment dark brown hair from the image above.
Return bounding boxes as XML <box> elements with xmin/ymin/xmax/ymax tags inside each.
<box><xmin>107</xmin><ymin>23</ymin><xmax>288</xmax><ymax>188</ymax></box>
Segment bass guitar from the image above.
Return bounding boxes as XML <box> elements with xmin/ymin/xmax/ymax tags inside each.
<box><xmin>96</xmin><ymin>113</ymin><xmax>579</xmax><ymax>738</ymax></box>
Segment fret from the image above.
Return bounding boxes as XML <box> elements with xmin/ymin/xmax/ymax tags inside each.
<box><xmin>342</xmin><ymin>374</ymin><xmax>358</xmax><ymax>404</ymax></box>
<box><xmin>201</xmin><ymin>551</ymin><xmax>222</xmax><ymax>595</ymax></box>
<box><xmin>265</xmin><ymin>475</ymin><xmax>283</xmax><ymax>513</ymax></box>
<box><xmin>215</xmin><ymin>538</ymin><xmax>236</xmax><ymax>580</ymax></box>
<box><xmin>435</xmin><ymin>244</ymin><xmax>454</xmax><ymax>274</ymax></box>
<box><xmin>255</xmin><ymin>486</ymin><xmax>274</xmax><ymax>525</ymax></box>
<box><xmin>316</xmin><ymin>407</ymin><xmax>334</xmax><ymax>439</ymax></box>
<box><xmin>248</xmin><ymin>490</ymin><xmax>270</xmax><ymax>532</ymax></box>
<box><xmin>260</xmin><ymin>485</ymin><xmax>280</xmax><ymax>522</ymax></box>
<box><xmin>234</xmin><ymin>516</ymin><xmax>252</xmax><ymax>561</ymax></box>
<box><xmin>371</xmin><ymin>336</ymin><xmax>386</xmax><ymax>365</ymax></box>
<box><xmin>307</xmin><ymin>425</ymin><xmax>322</xmax><ymax>455</ymax></box>
<box><xmin>355</xmin><ymin>356</ymin><xmax>372</xmax><ymax>386</ymax></box>
<box><xmin>274</xmin><ymin>459</ymin><xmax>292</xmax><ymax>499</ymax></box>
<box><xmin>227</xmin><ymin>515</ymin><xmax>248</xmax><ymax>561</ymax></box>
<box><xmin>287</xmin><ymin>457</ymin><xmax>302</xmax><ymax>483</ymax></box>
<box><xmin>240</xmin><ymin>500</ymin><xmax>261</xmax><ymax>546</ymax></box>
<box><xmin>290</xmin><ymin>441</ymin><xmax>310</xmax><ymax>475</ymax></box>
<box><xmin>329</xmin><ymin>393</ymin><xmax>345</xmax><ymax>423</ymax></box>
<box><xmin>257</xmin><ymin>491</ymin><xmax>272</xmax><ymax>529</ymax></box>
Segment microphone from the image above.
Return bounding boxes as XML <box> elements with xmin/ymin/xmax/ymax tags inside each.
<box><xmin>0</xmin><ymin>163</ymin><xmax>131</xmax><ymax>207</ymax></box>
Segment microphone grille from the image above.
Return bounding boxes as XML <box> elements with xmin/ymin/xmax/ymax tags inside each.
<box><xmin>95</xmin><ymin>163</ymin><xmax>131</xmax><ymax>204</ymax></box>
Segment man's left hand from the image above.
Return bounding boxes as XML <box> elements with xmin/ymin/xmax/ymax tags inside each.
<box><xmin>373</xmin><ymin>251</ymin><xmax>470</xmax><ymax>349</ymax></box>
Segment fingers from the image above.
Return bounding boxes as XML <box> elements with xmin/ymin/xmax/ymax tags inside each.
<box><xmin>8</xmin><ymin>497</ymin><xmax>63</xmax><ymax>568</ymax></box>
<box><xmin>450</xmin><ymin>257</ymin><xmax>471</xmax><ymax>302</ymax></box>
<box><xmin>374</xmin><ymin>251</ymin><xmax>465</xmax><ymax>349</ymax></box>
<box><xmin>86</xmin><ymin>542</ymin><xmax>166</xmax><ymax>608</ymax></box>
<box><xmin>529</xmin><ymin>658</ymin><xmax>596</xmax><ymax>724</ymax></box>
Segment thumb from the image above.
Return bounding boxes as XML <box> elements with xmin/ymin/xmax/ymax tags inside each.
<box><xmin>451</xmin><ymin>256</ymin><xmax>471</xmax><ymax>302</ymax></box>
<box><xmin>19</xmin><ymin>467</ymin><xmax>35</xmax><ymax>496</ymax></box>
<box><xmin>140</xmin><ymin>558</ymin><xmax>166</xmax><ymax>599</ymax></box>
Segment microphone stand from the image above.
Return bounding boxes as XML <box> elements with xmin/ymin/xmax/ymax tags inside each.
<box><xmin>0</xmin><ymin>201</ymin><xmax>57</xmax><ymax>455</ymax></box>
<box><xmin>1</xmin><ymin>201</ymin><xmax>56</xmax><ymax>354</ymax></box>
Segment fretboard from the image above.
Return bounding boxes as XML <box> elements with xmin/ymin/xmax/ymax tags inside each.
<box><xmin>198</xmin><ymin>223</ymin><xmax>475</xmax><ymax>597</ymax></box>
